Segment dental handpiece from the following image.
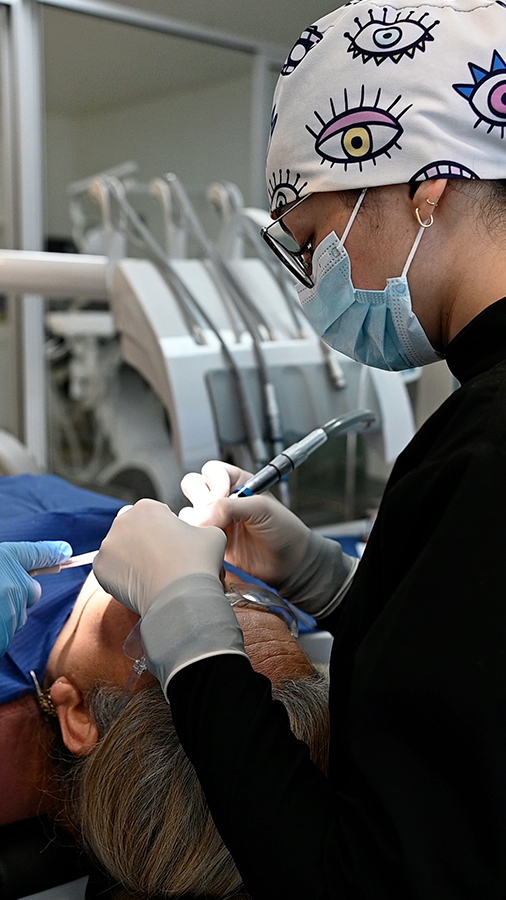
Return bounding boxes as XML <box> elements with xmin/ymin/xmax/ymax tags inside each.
<box><xmin>30</xmin><ymin>410</ymin><xmax>375</xmax><ymax>574</ymax></box>
<box><xmin>233</xmin><ymin>409</ymin><xmax>376</xmax><ymax>497</ymax></box>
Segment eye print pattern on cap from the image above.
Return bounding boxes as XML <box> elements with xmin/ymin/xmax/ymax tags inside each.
<box><xmin>270</xmin><ymin>105</ymin><xmax>278</xmax><ymax>138</ymax></box>
<box><xmin>268</xmin><ymin>105</ymin><xmax>279</xmax><ymax>149</ymax></box>
<box><xmin>268</xmin><ymin>170</ymin><xmax>309</xmax><ymax>212</ymax></box>
<box><xmin>344</xmin><ymin>9</ymin><xmax>439</xmax><ymax>66</ymax></box>
<box><xmin>307</xmin><ymin>87</ymin><xmax>411</xmax><ymax>172</ymax></box>
<box><xmin>410</xmin><ymin>160</ymin><xmax>478</xmax><ymax>180</ymax></box>
<box><xmin>453</xmin><ymin>50</ymin><xmax>506</xmax><ymax>137</ymax></box>
<box><xmin>281</xmin><ymin>25</ymin><xmax>324</xmax><ymax>76</ymax></box>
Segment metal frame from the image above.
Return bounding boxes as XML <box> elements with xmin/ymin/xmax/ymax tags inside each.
<box><xmin>1</xmin><ymin>0</ymin><xmax>47</xmax><ymax>467</ymax></box>
<box><xmin>38</xmin><ymin>0</ymin><xmax>285</xmax><ymax>207</ymax></box>
<box><xmin>38</xmin><ymin>0</ymin><xmax>286</xmax><ymax>57</ymax></box>
<box><xmin>0</xmin><ymin>0</ymin><xmax>285</xmax><ymax>468</ymax></box>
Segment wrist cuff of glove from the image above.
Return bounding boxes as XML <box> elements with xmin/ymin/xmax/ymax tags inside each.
<box><xmin>313</xmin><ymin>554</ymin><xmax>359</xmax><ymax>619</ymax></box>
<box><xmin>278</xmin><ymin>531</ymin><xmax>358</xmax><ymax>617</ymax></box>
<box><xmin>140</xmin><ymin>573</ymin><xmax>247</xmax><ymax>698</ymax></box>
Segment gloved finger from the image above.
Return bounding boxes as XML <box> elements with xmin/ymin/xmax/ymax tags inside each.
<box><xmin>9</xmin><ymin>571</ymin><xmax>42</xmax><ymax>634</ymax></box>
<box><xmin>181</xmin><ymin>462</ymin><xmax>248</xmax><ymax>510</ymax></box>
<box><xmin>178</xmin><ymin>504</ymin><xmax>211</xmax><ymax>526</ymax></box>
<box><xmin>0</xmin><ymin>615</ymin><xmax>11</xmax><ymax>657</ymax></box>
<box><xmin>94</xmin><ymin>498</ymin><xmax>226</xmax><ymax>617</ymax></box>
<box><xmin>14</xmin><ymin>600</ymin><xmax>28</xmax><ymax>633</ymax></box>
<box><xmin>201</xmin><ymin>460</ymin><xmax>254</xmax><ymax>496</ymax></box>
<box><xmin>0</xmin><ymin>592</ymin><xmax>19</xmax><ymax>656</ymax></box>
<box><xmin>117</xmin><ymin>504</ymin><xmax>133</xmax><ymax>517</ymax></box>
<box><xmin>7</xmin><ymin>571</ymin><xmax>40</xmax><ymax>633</ymax></box>
<box><xmin>180</xmin><ymin>472</ymin><xmax>214</xmax><ymax>507</ymax></box>
<box><xmin>180</xmin><ymin>494</ymin><xmax>239</xmax><ymax>529</ymax></box>
<box><xmin>25</xmin><ymin>576</ymin><xmax>43</xmax><ymax>608</ymax></box>
<box><xmin>2</xmin><ymin>540</ymin><xmax>73</xmax><ymax>573</ymax></box>
<box><xmin>224</xmin><ymin>493</ymin><xmax>283</xmax><ymax>528</ymax></box>
<box><xmin>180</xmin><ymin>493</ymin><xmax>271</xmax><ymax>531</ymax></box>
<box><xmin>13</xmin><ymin>567</ymin><xmax>42</xmax><ymax>611</ymax></box>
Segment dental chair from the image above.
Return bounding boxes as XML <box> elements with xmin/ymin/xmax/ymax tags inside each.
<box><xmin>0</xmin><ymin>474</ymin><xmax>125</xmax><ymax>900</ymax></box>
<box><xmin>0</xmin><ymin>815</ymin><xmax>129</xmax><ymax>900</ymax></box>
<box><xmin>0</xmin><ymin>817</ymin><xmax>87</xmax><ymax>900</ymax></box>
<box><xmin>0</xmin><ymin>471</ymin><xmax>334</xmax><ymax>900</ymax></box>
<box><xmin>0</xmin><ymin>430</ymin><xmax>40</xmax><ymax>477</ymax></box>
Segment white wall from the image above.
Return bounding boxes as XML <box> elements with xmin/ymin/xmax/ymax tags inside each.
<box><xmin>45</xmin><ymin>113</ymin><xmax>75</xmax><ymax>239</ymax></box>
<box><xmin>46</xmin><ymin>73</ymin><xmax>253</xmax><ymax>239</ymax></box>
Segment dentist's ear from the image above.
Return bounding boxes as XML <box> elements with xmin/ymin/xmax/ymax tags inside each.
<box><xmin>50</xmin><ymin>677</ymin><xmax>99</xmax><ymax>755</ymax></box>
<box><xmin>411</xmin><ymin>178</ymin><xmax>448</xmax><ymax>220</ymax></box>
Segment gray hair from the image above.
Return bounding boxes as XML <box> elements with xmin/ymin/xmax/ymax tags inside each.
<box><xmin>64</xmin><ymin>670</ymin><xmax>329</xmax><ymax>899</ymax></box>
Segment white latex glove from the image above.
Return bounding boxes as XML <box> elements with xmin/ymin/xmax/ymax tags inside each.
<box><xmin>180</xmin><ymin>461</ymin><xmax>358</xmax><ymax>618</ymax></box>
<box><xmin>0</xmin><ymin>540</ymin><xmax>72</xmax><ymax>657</ymax></box>
<box><xmin>93</xmin><ymin>499</ymin><xmax>246</xmax><ymax>693</ymax></box>
<box><xmin>94</xmin><ymin>498</ymin><xmax>227</xmax><ymax>614</ymax></box>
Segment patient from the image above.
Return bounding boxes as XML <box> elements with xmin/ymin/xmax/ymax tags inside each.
<box><xmin>0</xmin><ymin>474</ymin><xmax>329</xmax><ymax>898</ymax></box>
<box><xmin>10</xmin><ymin>572</ymin><xmax>330</xmax><ymax>900</ymax></box>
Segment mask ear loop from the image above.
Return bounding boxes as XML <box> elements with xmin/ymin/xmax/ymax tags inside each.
<box><xmin>341</xmin><ymin>188</ymin><xmax>367</xmax><ymax>244</ymax></box>
<box><xmin>402</xmin><ymin>226</ymin><xmax>425</xmax><ymax>278</ymax></box>
<box><xmin>404</xmin><ymin>200</ymin><xmax>436</xmax><ymax>278</ymax></box>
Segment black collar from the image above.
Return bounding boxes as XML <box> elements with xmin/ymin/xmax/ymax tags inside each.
<box><xmin>445</xmin><ymin>296</ymin><xmax>506</xmax><ymax>385</ymax></box>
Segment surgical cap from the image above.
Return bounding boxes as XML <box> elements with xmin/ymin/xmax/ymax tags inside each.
<box><xmin>266</xmin><ymin>0</ymin><xmax>506</xmax><ymax>212</ymax></box>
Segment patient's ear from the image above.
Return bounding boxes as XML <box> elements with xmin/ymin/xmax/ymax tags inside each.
<box><xmin>50</xmin><ymin>677</ymin><xmax>99</xmax><ymax>755</ymax></box>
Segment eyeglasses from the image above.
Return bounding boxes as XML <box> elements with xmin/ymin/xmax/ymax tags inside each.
<box><xmin>226</xmin><ymin>582</ymin><xmax>299</xmax><ymax>637</ymax></box>
<box><xmin>122</xmin><ymin>620</ymin><xmax>148</xmax><ymax>699</ymax></box>
<box><xmin>121</xmin><ymin>583</ymin><xmax>299</xmax><ymax>699</ymax></box>
<box><xmin>261</xmin><ymin>193</ymin><xmax>314</xmax><ymax>288</ymax></box>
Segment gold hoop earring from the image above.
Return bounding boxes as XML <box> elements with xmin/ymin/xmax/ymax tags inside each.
<box><xmin>415</xmin><ymin>207</ymin><xmax>433</xmax><ymax>228</ymax></box>
<box><xmin>426</xmin><ymin>198</ymin><xmax>437</xmax><ymax>207</ymax></box>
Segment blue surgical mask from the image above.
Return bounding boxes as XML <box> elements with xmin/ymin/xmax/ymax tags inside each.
<box><xmin>296</xmin><ymin>190</ymin><xmax>443</xmax><ymax>372</ymax></box>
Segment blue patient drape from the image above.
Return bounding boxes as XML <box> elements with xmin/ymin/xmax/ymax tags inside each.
<box><xmin>0</xmin><ymin>474</ymin><xmax>123</xmax><ymax>703</ymax></box>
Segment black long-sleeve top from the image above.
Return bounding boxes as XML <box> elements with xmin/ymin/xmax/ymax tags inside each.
<box><xmin>169</xmin><ymin>297</ymin><xmax>506</xmax><ymax>900</ymax></box>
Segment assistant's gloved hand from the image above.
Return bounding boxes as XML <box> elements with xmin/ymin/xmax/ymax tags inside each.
<box><xmin>93</xmin><ymin>499</ymin><xmax>247</xmax><ymax>695</ymax></box>
<box><xmin>0</xmin><ymin>540</ymin><xmax>73</xmax><ymax>657</ymax></box>
<box><xmin>180</xmin><ymin>460</ymin><xmax>358</xmax><ymax>618</ymax></box>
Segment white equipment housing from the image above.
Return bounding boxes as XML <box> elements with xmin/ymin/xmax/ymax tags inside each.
<box><xmin>0</xmin><ymin>249</ymin><xmax>416</xmax><ymax>509</ymax></box>
<box><xmin>0</xmin><ymin>167</ymin><xmax>419</xmax><ymax>510</ymax></box>
<box><xmin>110</xmin><ymin>256</ymin><xmax>385</xmax><ymax>471</ymax></box>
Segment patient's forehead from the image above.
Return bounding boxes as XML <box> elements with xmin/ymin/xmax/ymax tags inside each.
<box><xmin>234</xmin><ymin>606</ymin><xmax>313</xmax><ymax>682</ymax></box>
<box><xmin>72</xmin><ymin>573</ymin><xmax>314</xmax><ymax>685</ymax></box>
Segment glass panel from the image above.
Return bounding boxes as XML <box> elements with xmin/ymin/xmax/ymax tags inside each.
<box><xmin>42</xmin><ymin>8</ymin><xmax>261</xmax><ymax>502</ymax></box>
<box><xmin>41</xmin><ymin>5</ymin><xmax>393</xmax><ymax>523</ymax></box>
<box><xmin>91</xmin><ymin>0</ymin><xmax>336</xmax><ymax>47</ymax></box>
<box><xmin>43</xmin><ymin>7</ymin><xmax>254</xmax><ymax>247</ymax></box>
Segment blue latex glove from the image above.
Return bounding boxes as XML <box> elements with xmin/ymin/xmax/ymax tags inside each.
<box><xmin>0</xmin><ymin>540</ymin><xmax>72</xmax><ymax>657</ymax></box>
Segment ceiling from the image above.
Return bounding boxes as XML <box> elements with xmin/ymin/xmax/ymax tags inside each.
<box><xmin>42</xmin><ymin>0</ymin><xmax>338</xmax><ymax>115</ymax></box>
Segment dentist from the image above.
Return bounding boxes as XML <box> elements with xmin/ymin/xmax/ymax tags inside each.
<box><xmin>95</xmin><ymin>3</ymin><xmax>506</xmax><ymax>897</ymax></box>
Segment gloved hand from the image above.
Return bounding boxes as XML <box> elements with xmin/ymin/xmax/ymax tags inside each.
<box><xmin>94</xmin><ymin>498</ymin><xmax>228</xmax><ymax>615</ymax></box>
<box><xmin>93</xmin><ymin>499</ymin><xmax>247</xmax><ymax>695</ymax></box>
<box><xmin>180</xmin><ymin>460</ymin><xmax>358</xmax><ymax>618</ymax></box>
<box><xmin>0</xmin><ymin>540</ymin><xmax>73</xmax><ymax>657</ymax></box>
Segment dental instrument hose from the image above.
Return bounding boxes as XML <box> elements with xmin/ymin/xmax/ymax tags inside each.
<box><xmin>30</xmin><ymin>412</ymin><xmax>376</xmax><ymax>577</ymax></box>
<box><xmin>163</xmin><ymin>175</ymin><xmax>289</xmax><ymax>500</ymax></box>
<box><xmin>233</xmin><ymin>410</ymin><xmax>376</xmax><ymax>497</ymax></box>
<box><xmin>103</xmin><ymin>176</ymin><xmax>268</xmax><ymax>470</ymax></box>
